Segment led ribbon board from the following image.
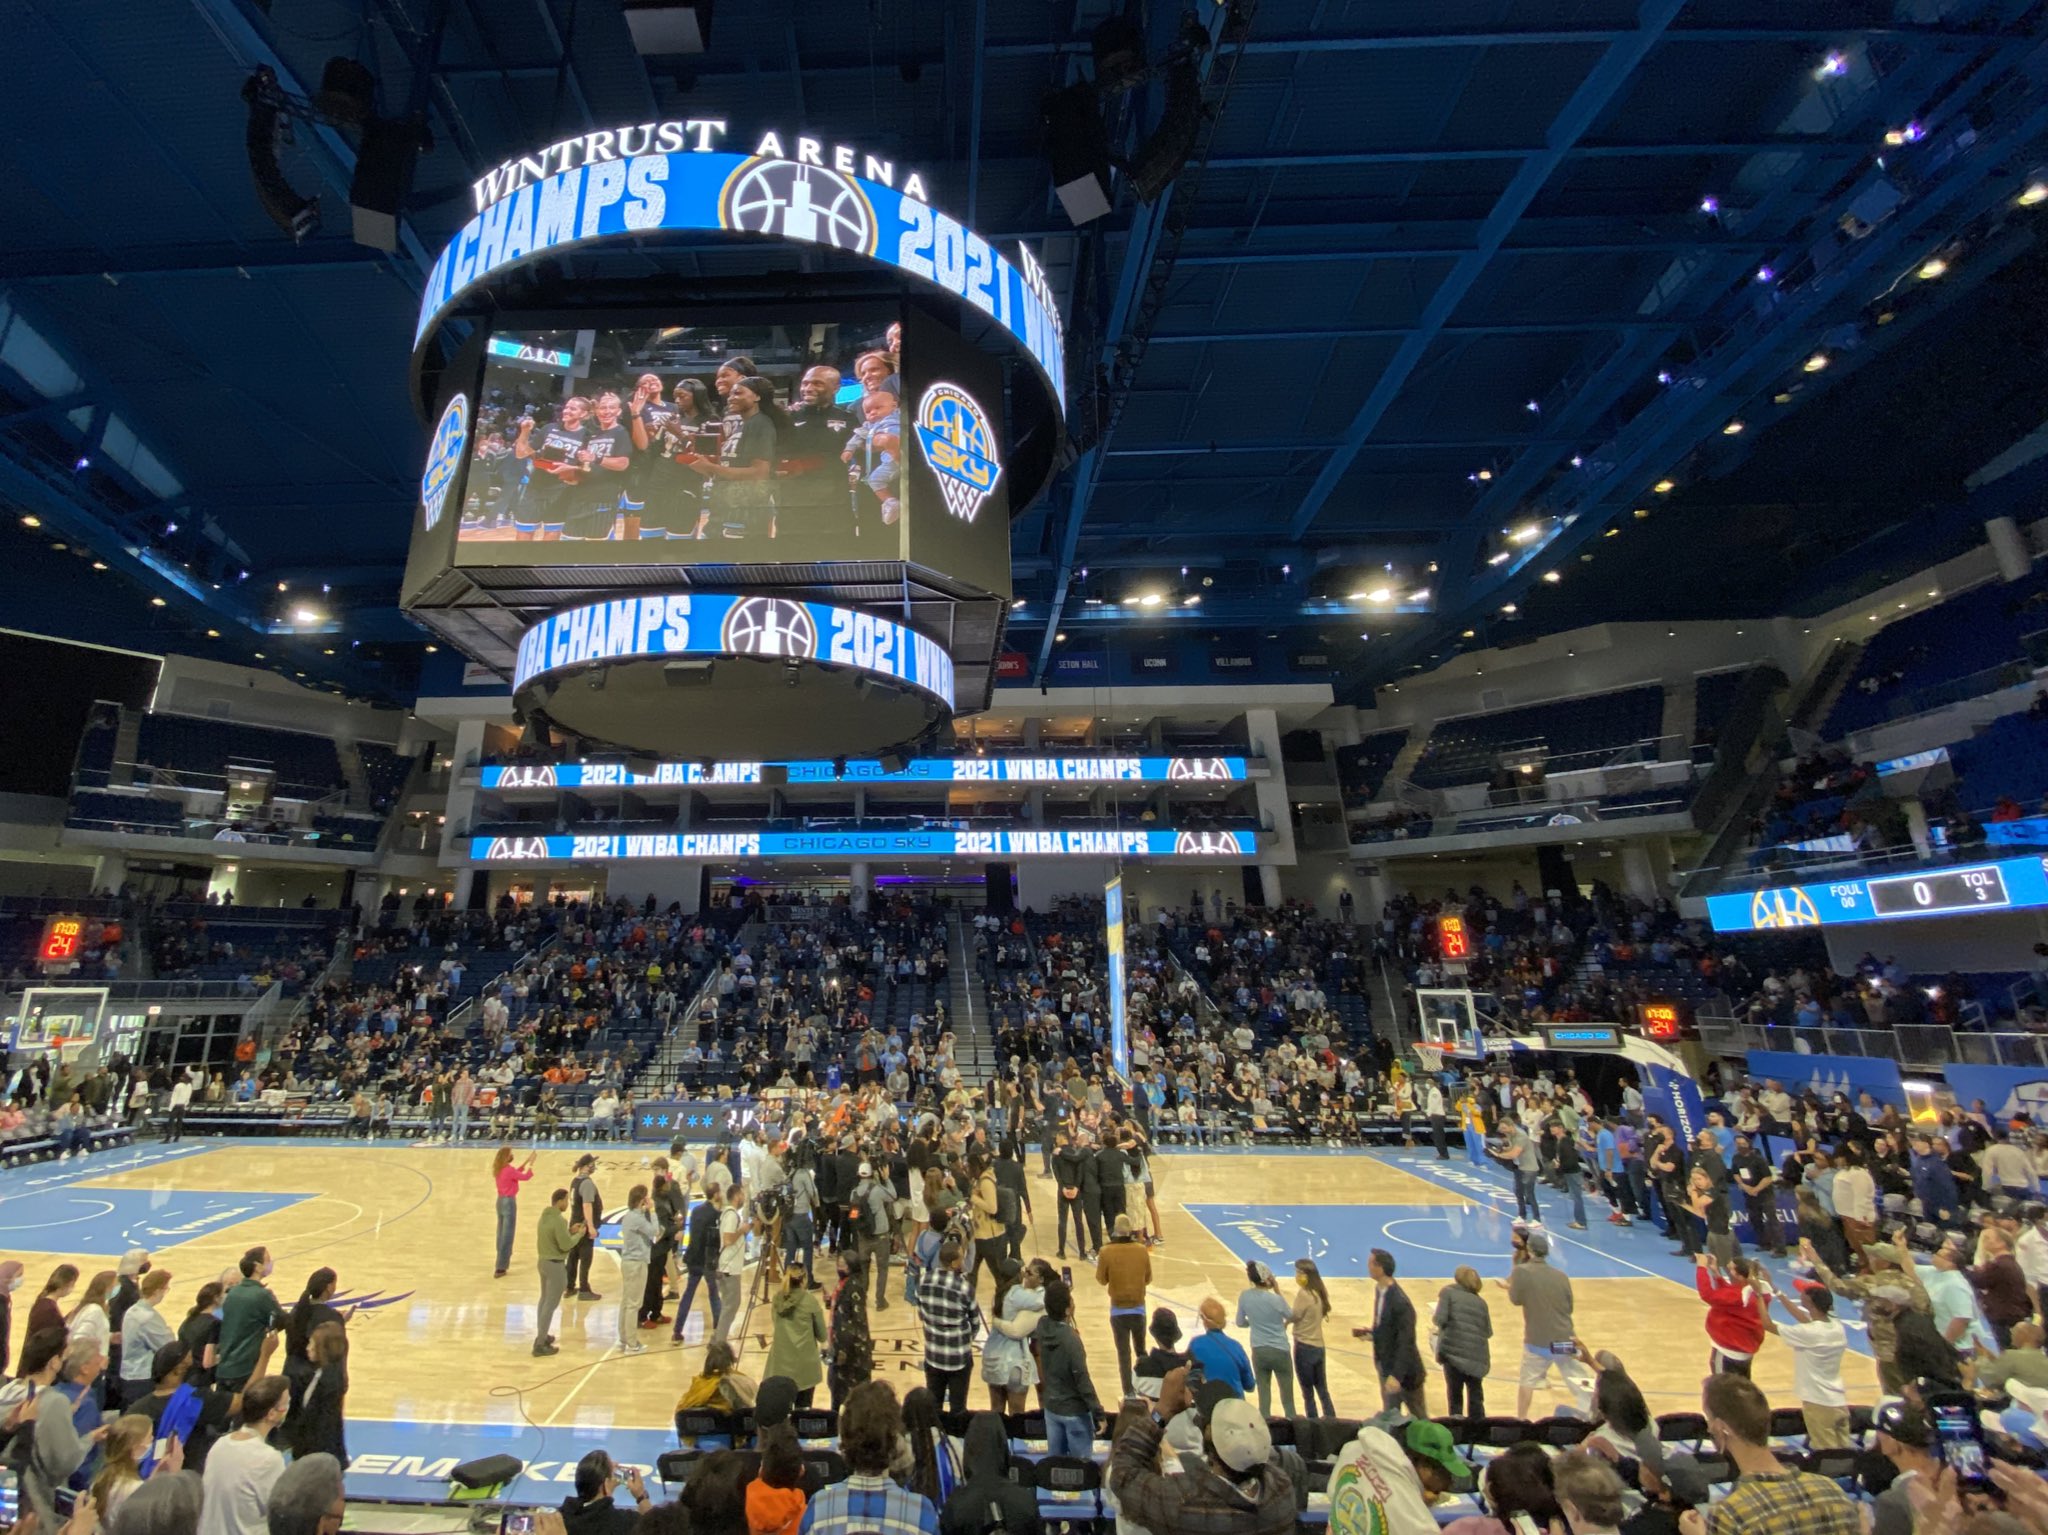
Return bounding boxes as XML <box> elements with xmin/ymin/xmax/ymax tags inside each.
<box><xmin>469</xmin><ymin>828</ymin><xmax>1259</xmax><ymax>862</ymax></box>
<box><xmin>412</xmin><ymin>146</ymin><xmax>1065</xmax><ymax>405</ymax></box>
<box><xmin>1704</xmin><ymin>855</ymin><xmax>2048</xmax><ymax>931</ymax></box>
<box><xmin>513</xmin><ymin>593</ymin><xmax>955</xmax><ymax>712</ymax></box>
<box><xmin>480</xmin><ymin>755</ymin><xmax>1249</xmax><ymax>788</ymax></box>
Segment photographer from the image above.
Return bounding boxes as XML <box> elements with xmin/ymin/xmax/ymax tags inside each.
<box><xmin>782</xmin><ymin>1145</ymin><xmax>820</xmax><ymax>1286</ymax></box>
<box><xmin>849</xmin><ymin>1160</ymin><xmax>896</xmax><ymax>1311</ymax></box>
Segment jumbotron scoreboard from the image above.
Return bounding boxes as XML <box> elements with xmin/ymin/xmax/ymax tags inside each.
<box><xmin>400</xmin><ymin>121</ymin><xmax>1066</xmax><ymax>758</ymax></box>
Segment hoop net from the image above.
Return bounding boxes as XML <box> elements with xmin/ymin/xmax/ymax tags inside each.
<box><xmin>934</xmin><ymin>475</ymin><xmax>982</xmax><ymax>522</ymax></box>
<box><xmin>53</xmin><ymin>1037</ymin><xmax>93</xmax><ymax>1065</ymax></box>
<box><xmin>1412</xmin><ymin>1041</ymin><xmax>1451</xmax><ymax>1073</ymax></box>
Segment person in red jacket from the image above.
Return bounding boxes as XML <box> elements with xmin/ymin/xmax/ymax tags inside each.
<box><xmin>1694</xmin><ymin>1252</ymin><xmax>1767</xmax><ymax>1377</ymax></box>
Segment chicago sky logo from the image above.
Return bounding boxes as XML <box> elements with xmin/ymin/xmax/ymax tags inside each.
<box><xmin>718</xmin><ymin>158</ymin><xmax>877</xmax><ymax>254</ymax></box>
<box><xmin>720</xmin><ymin>597</ymin><xmax>817</xmax><ymax>658</ymax></box>
<box><xmin>1174</xmin><ymin>830</ymin><xmax>1246</xmax><ymax>856</ymax></box>
<box><xmin>914</xmin><ymin>383</ymin><xmax>1001</xmax><ymax>522</ymax></box>
<box><xmin>496</xmin><ymin>764</ymin><xmax>558</xmax><ymax>789</ymax></box>
<box><xmin>485</xmin><ymin>836</ymin><xmax>551</xmax><ymax>861</ymax></box>
<box><xmin>1167</xmin><ymin>758</ymin><xmax>1234</xmax><ymax>782</ymax></box>
<box><xmin>1749</xmin><ymin>887</ymin><xmax>1822</xmax><ymax>928</ymax></box>
<box><xmin>421</xmin><ymin>394</ymin><xmax>469</xmax><ymax>531</ymax></box>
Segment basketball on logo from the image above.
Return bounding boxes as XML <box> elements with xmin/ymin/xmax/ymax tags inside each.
<box><xmin>1174</xmin><ymin>830</ymin><xmax>1244</xmax><ymax>856</ymax></box>
<box><xmin>1749</xmin><ymin>887</ymin><xmax>1821</xmax><ymax>928</ymax></box>
<box><xmin>719</xmin><ymin>598</ymin><xmax>818</xmax><ymax>659</ymax></box>
<box><xmin>1167</xmin><ymin>758</ymin><xmax>1232</xmax><ymax>782</ymax></box>
<box><xmin>420</xmin><ymin>394</ymin><xmax>469</xmax><ymax>531</ymax></box>
<box><xmin>913</xmin><ymin>383</ymin><xmax>1001</xmax><ymax>523</ymax></box>
<box><xmin>718</xmin><ymin>159</ymin><xmax>878</xmax><ymax>255</ymax></box>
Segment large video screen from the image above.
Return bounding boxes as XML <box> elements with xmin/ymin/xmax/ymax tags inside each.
<box><xmin>454</xmin><ymin>317</ymin><xmax>914</xmax><ymax>566</ymax></box>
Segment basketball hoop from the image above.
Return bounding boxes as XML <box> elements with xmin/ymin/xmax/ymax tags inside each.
<box><xmin>52</xmin><ymin>1036</ymin><xmax>93</xmax><ymax>1066</ymax></box>
<box><xmin>1412</xmin><ymin>1041</ymin><xmax>1451</xmax><ymax>1074</ymax></box>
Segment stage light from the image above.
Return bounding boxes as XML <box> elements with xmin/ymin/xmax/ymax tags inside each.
<box><xmin>91</xmin><ymin>561</ymin><xmax>106</xmax><ymax>570</ymax></box>
<box><xmin>1656</xmin><ymin>370</ymin><xmax>1673</xmax><ymax>385</ymax></box>
<box><xmin>1570</xmin><ymin>455</ymin><xmax>1583</xmax><ymax>467</ymax></box>
<box><xmin>1510</xmin><ymin>524</ymin><xmax>1541</xmax><ymax>544</ymax></box>
<box><xmin>424</xmin><ymin>644</ymin><xmax>437</xmax><ymax>652</ymax></box>
<box><xmin>1754</xmin><ymin>265</ymin><xmax>1775</xmax><ymax>283</ymax></box>
<box><xmin>1917</xmin><ymin>256</ymin><xmax>1948</xmax><ymax>280</ymax></box>
<box><xmin>73</xmin><ymin>456</ymin><xmax>90</xmax><ymax>472</ymax></box>
<box><xmin>1487</xmin><ymin>551</ymin><xmax>1510</xmax><ymax>566</ymax></box>
<box><xmin>19</xmin><ymin>515</ymin><xmax>39</xmax><ymax>528</ymax></box>
<box><xmin>1524</xmin><ymin>400</ymin><xmax>1540</xmax><ymax>413</ymax></box>
<box><xmin>1653</xmin><ymin>479</ymin><xmax>1675</xmax><ymax>494</ymax></box>
<box><xmin>1814</xmin><ymin>52</ymin><xmax>1847</xmax><ymax>79</ymax></box>
<box><xmin>1136</xmin><ymin>592</ymin><xmax>1164</xmax><ymax>607</ymax></box>
<box><xmin>206</xmin><ymin>629</ymin><xmax>220</xmax><ymax>638</ymax></box>
<box><xmin>1010</xmin><ymin>598</ymin><xmax>1026</xmax><ymax>609</ymax></box>
<box><xmin>291</xmin><ymin>606</ymin><xmax>324</xmax><ymax>624</ymax></box>
<box><xmin>1699</xmin><ymin>195</ymin><xmax>1720</xmax><ymax>215</ymax></box>
<box><xmin>1500</xmin><ymin>603</ymin><xmax>1517</xmax><ymax>614</ymax></box>
<box><xmin>2020</xmin><ymin>182</ymin><xmax>2048</xmax><ymax>206</ymax></box>
<box><xmin>150</xmin><ymin>597</ymin><xmax>166</xmax><ymax>608</ymax></box>
<box><xmin>1604</xmin><ymin>527</ymin><xmax>1620</xmax><ymax>537</ymax></box>
<box><xmin>1461</xmin><ymin>629</ymin><xmax>1475</xmax><ymax>639</ymax></box>
<box><xmin>1542</xmin><ymin>571</ymin><xmax>1561</xmax><ymax>584</ymax></box>
<box><xmin>1633</xmin><ymin>507</ymin><xmax>1650</xmax><ymax>519</ymax></box>
<box><xmin>1723</xmin><ymin>420</ymin><xmax>1744</xmax><ymax>435</ymax></box>
<box><xmin>1803</xmin><ymin>352</ymin><xmax>1829</xmax><ymax>373</ymax></box>
<box><xmin>1362</xmin><ymin>587</ymin><xmax>1392</xmax><ymax>603</ymax></box>
<box><xmin>1054</xmin><ymin>631</ymin><xmax>1067</xmax><ymax>642</ymax></box>
<box><xmin>1184</xmin><ymin>594</ymin><xmax>1201</xmax><ymax>605</ymax></box>
<box><xmin>1409</xmin><ymin>589</ymin><xmax>1430</xmax><ymax>603</ymax></box>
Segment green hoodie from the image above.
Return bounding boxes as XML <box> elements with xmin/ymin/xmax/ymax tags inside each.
<box><xmin>763</xmin><ymin>1284</ymin><xmax>827</xmax><ymax>1390</ymax></box>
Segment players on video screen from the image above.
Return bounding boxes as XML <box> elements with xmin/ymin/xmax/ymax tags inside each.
<box><xmin>459</xmin><ymin>322</ymin><xmax>903</xmax><ymax>548</ymax></box>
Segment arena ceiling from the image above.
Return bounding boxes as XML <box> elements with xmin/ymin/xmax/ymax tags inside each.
<box><xmin>2</xmin><ymin>0</ymin><xmax>2047</xmax><ymax>706</ymax></box>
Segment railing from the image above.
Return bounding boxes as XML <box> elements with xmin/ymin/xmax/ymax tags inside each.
<box><xmin>1697</xmin><ymin>1017</ymin><xmax>1959</xmax><ymax>1067</ymax></box>
<box><xmin>1955</xmin><ymin>1031</ymin><xmax>2048</xmax><ymax>1068</ymax></box>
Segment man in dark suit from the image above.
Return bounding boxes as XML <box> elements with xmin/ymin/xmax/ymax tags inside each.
<box><xmin>1366</xmin><ymin>1247</ymin><xmax>1428</xmax><ymax>1416</ymax></box>
<box><xmin>1051</xmin><ymin>1131</ymin><xmax>1092</xmax><ymax>1260</ymax></box>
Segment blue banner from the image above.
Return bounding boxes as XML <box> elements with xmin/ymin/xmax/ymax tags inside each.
<box><xmin>470</xmin><ymin>827</ymin><xmax>1257</xmax><ymax>862</ymax></box>
<box><xmin>481</xmin><ymin>754</ymin><xmax>1247</xmax><ymax>789</ymax></box>
<box><xmin>1705</xmin><ymin>855</ymin><xmax>2048</xmax><ymax>930</ymax></box>
<box><xmin>1984</xmin><ymin>817</ymin><xmax>2048</xmax><ymax>848</ymax></box>
<box><xmin>414</xmin><ymin>144</ymin><xmax>1064</xmax><ymax>403</ymax></box>
<box><xmin>1638</xmin><ymin>1061</ymin><xmax>1707</xmax><ymax>1148</ymax></box>
<box><xmin>513</xmin><ymin>593</ymin><xmax>954</xmax><ymax>711</ymax></box>
<box><xmin>1106</xmin><ymin>876</ymin><xmax>1129</xmax><ymax>1081</ymax></box>
<box><xmin>1745</xmin><ymin>1050</ymin><xmax>1906</xmax><ymax>1107</ymax></box>
<box><xmin>1944</xmin><ymin>1063</ymin><xmax>2048</xmax><ymax>1122</ymax></box>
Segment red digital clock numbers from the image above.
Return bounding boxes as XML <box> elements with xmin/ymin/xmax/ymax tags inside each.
<box><xmin>1438</xmin><ymin>915</ymin><xmax>1472</xmax><ymax>961</ymax></box>
<box><xmin>38</xmin><ymin>917</ymin><xmax>84</xmax><ymax>963</ymax></box>
<box><xmin>1639</xmin><ymin>1002</ymin><xmax>1683</xmax><ymax>1040</ymax></box>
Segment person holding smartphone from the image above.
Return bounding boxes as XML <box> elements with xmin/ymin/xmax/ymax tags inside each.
<box><xmin>1499</xmin><ymin>1228</ymin><xmax>1591</xmax><ymax>1418</ymax></box>
<box><xmin>557</xmin><ymin>1450</ymin><xmax>648</xmax><ymax>1535</ymax></box>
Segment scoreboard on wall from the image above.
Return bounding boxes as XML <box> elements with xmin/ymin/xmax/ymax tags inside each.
<box><xmin>37</xmin><ymin>916</ymin><xmax>85</xmax><ymax>963</ymax></box>
<box><xmin>399</xmin><ymin>120</ymin><xmax>1067</xmax><ymax>760</ymax></box>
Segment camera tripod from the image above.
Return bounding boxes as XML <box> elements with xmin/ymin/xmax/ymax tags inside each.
<box><xmin>735</xmin><ymin>1204</ymin><xmax>785</xmax><ymax>1352</ymax></box>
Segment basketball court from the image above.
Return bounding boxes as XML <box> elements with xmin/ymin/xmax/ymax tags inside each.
<box><xmin>0</xmin><ymin>1136</ymin><xmax>1874</xmax><ymax>1501</ymax></box>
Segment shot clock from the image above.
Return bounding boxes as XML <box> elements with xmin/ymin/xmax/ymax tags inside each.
<box><xmin>37</xmin><ymin>916</ymin><xmax>84</xmax><ymax>963</ymax></box>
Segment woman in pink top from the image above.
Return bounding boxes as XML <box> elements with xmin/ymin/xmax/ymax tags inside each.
<box><xmin>493</xmin><ymin>1145</ymin><xmax>536</xmax><ymax>1276</ymax></box>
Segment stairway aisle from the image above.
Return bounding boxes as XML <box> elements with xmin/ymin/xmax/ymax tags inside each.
<box><xmin>948</xmin><ymin>910</ymin><xmax>998</xmax><ymax>1082</ymax></box>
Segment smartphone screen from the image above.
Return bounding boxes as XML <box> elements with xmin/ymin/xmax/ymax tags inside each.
<box><xmin>501</xmin><ymin>1512</ymin><xmax>537</xmax><ymax>1535</ymax></box>
<box><xmin>1927</xmin><ymin>1394</ymin><xmax>1992</xmax><ymax>1491</ymax></box>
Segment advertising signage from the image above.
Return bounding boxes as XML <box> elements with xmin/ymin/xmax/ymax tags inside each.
<box><xmin>413</xmin><ymin>125</ymin><xmax>1065</xmax><ymax>404</ymax></box>
<box><xmin>480</xmin><ymin>755</ymin><xmax>1248</xmax><ymax>789</ymax></box>
<box><xmin>470</xmin><ymin>827</ymin><xmax>1259</xmax><ymax>862</ymax></box>
<box><xmin>1704</xmin><ymin>855</ymin><xmax>2048</xmax><ymax>931</ymax></box>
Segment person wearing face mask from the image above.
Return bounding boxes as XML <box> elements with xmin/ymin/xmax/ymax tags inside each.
<box><xmin>214</xmin><ymin>1247</ymin><xmax>286</xmax><ymax>1394</ymax></box>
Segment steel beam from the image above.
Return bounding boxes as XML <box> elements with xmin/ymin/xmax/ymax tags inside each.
<box><xmin>1286</xmin><ymin>1</ymin><xmax>1688</xmax><ymax>541</ymax></box>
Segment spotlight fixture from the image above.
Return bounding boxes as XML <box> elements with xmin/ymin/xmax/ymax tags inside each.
<box><xmin>1754</xmin><ymin>265</ymin><xmax>1775</xmax><ymax>283</ymax></box>
<box><xmin>1917</xmin><ymin>256</ymin><xmax>1948</xmax><ymax>280</ymax></box>
<box><xmin>1653</xmin><ymin>479</ymin><xmax>1675</xmax><ymax>494</ymax></box>
<box><xmin>2019</xmin><ymin>182</ymin><xmax>2048</xmax><ymax>207</ymax></box>
<box><xmin>1723</xmin><ymin>420</ymin><xmax>1744</xmax><ymax>435</ymax></box>
<box><xmin>1803</xmin><ymin>352</ymin><xmax>1829</xmax><ymax>373</ymax></box>
<box><xmin>73</xmin><ymin>456</ymin><xmax>91</xmax><ymax>472</ymax></box>
<box><xmin>1541</xmin><ymin>571</ymin><xmax>1561</xmax><ymax>584</ymax></box>
<box><xmin>1500</xmin><ymin>603</ymin><xmax>1518</xmax><ymax>615</ymax></box>
<box><xmin>19</xmin><ymin>515</ymin><xmax>40</xmax><ymax>528</ymax></box>
<box><xmin>150</xmin><ymin>597</ymin><xmax>166</xmax><ymax>608</ymax></box>
<box><xmin>1814</xmin><ymin>52</ymin><xmax>1848</xmax><ymax>80</ymax></box>
<box><xmin>1699</xmin><ymin>195</ymin><xmax>1720</xmax><ymax>215</ymax></box>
